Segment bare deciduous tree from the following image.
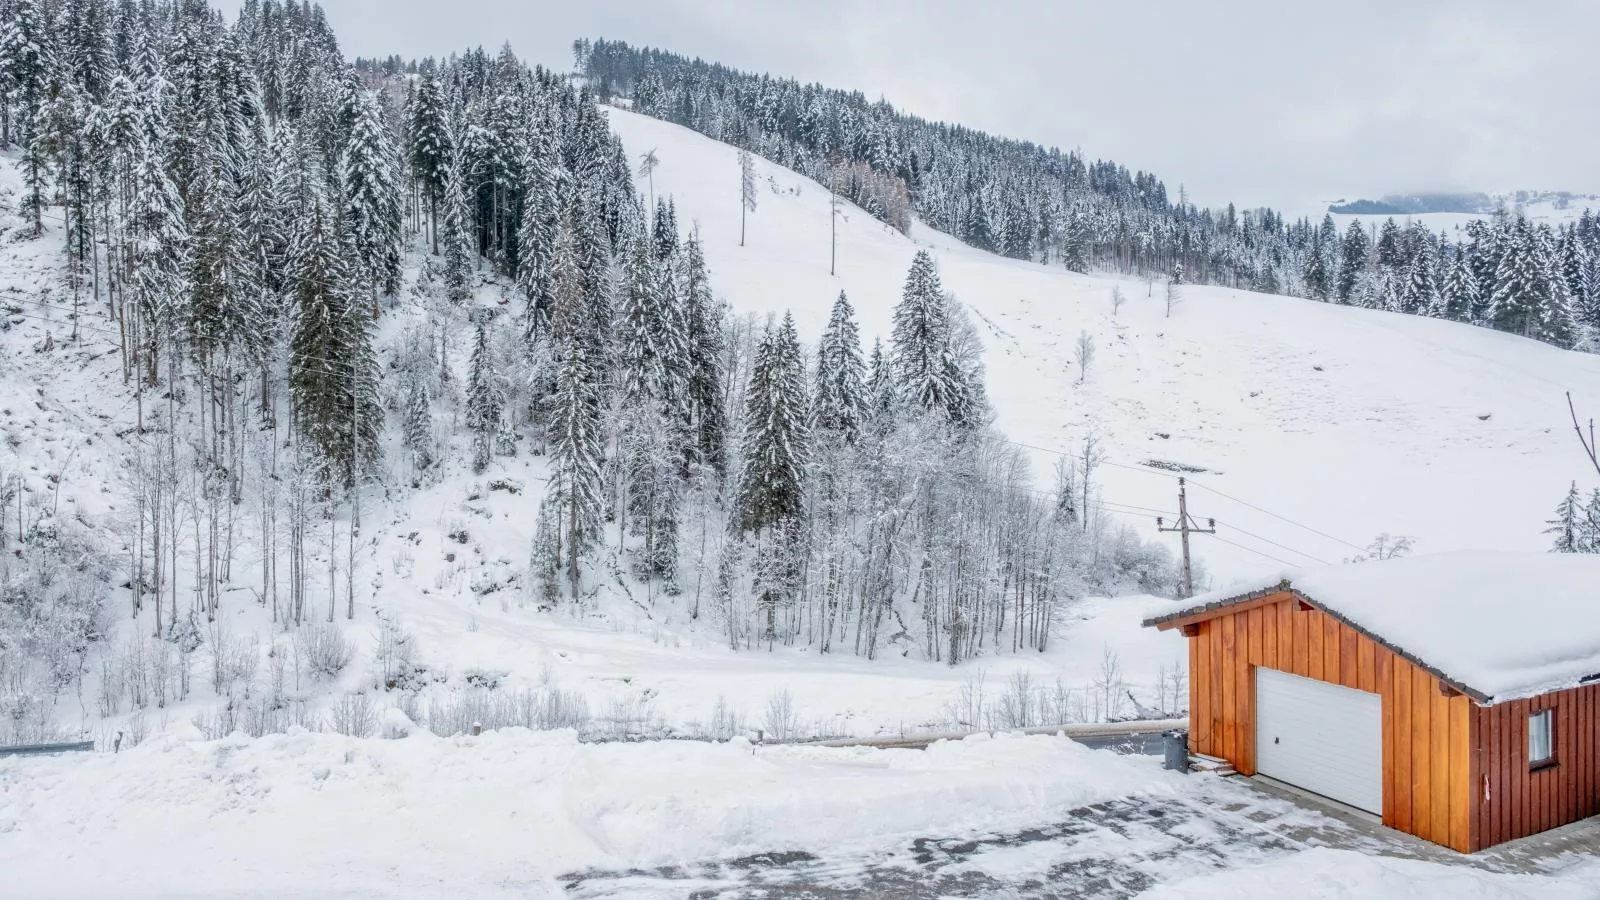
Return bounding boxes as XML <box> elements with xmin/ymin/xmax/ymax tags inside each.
<box><xmin>1074</xmin><ymin>330</ymin><xmax>1096</xmax><ymax>384</ymax></box>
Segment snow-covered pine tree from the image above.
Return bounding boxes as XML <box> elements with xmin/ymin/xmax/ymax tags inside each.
<box><xmin>401</xmin><ymin>372</ymin><xmax>434</xmax><ymax>474</ymax></box>
<box><xmin>60</xmin><ymin>0</ymin><xmax>114</xmax><ymax>101</ymax></box>
<box><xmin>813</xmin><ymin>291</ymin><xmax>867</xmax><ymax>444</ymax></box>
<box><xmin>1583</xmin><ymin>488</ymin><xmax>1600</xmax><ymax>554</ymax></box>
<box><xmin>1303</xmin><ymin>228</ymin><xmax>1333</xmax><ymax>302</ymax></box>
<box><xmin>1336</xmin><ymin>219</ymin><xmax>1368</xmax><ymax>304</ymax></box>
<box><xmin>288</xmin><ymin>189</ymin><xmax>381</xmax><ymax>485</ymax></box>
<box><xmin>1547</xmin><ymin>482</ymin><xmax>1582</xmax><ymax>553</ymax></box>
<box><xmin>544</xmin><ymin>219</ymin><xmax>605</xmax><ymax>598</ymax></box>
<box><xmin>680</xmin><ymin>233</ymin><xmax>727</xmax><ymax>476</ymax></box>
<box><xmin>735</xmin><ymin>315</ymin><xmax>809</xmax><ymax>536</ymax></box>
<box><xmin>440</xmin><ymin>149</ymin><xmax>474</xmax><ymax>305</ymax></box>
<box><xmin>1375</xmin><ymin>218</ymin><xmax>1403</xmax><ymax>269</ymax></box>
<box><xmin>1490</xmin><ymin>217</ymin><xmax>1543</xmax><ymax>338</ymax></box>
<box><xmin>1440</xmin><ymin>250</ymin><xmax>1479</xmax><ymax>323</ymax></box>
<box><xmin>408</xmin><ymin>72</ymin><xmax>453</xmax><ymax>254</ymax></box>
<box><xmin>1401</xmin><ymin>237</ymin><xmax>1441</xmax><ymax>317</ymax></box>
<box><xmin>185</xmin><ymin>157</ymin><xmax>243</xmax><ymax>366</ymax></box>
<box><xmin>341</xmin><ymin>88</ymin><xmax>402</xmax><ymax>302</ymax></box>
<box><xmin>515</xmin><ymin>114</ymin><xmax>560</xmax><ymax>340</ymax></box>
<box><xmin>573</xmin><ymin>190</ymin><xmax>616</xmax><ymax>346</ymax></box>
<box><xmin>1534</xmin><ymin>225</ymin><xmax>1577</xmax><ymax>348</ymax></box>
<box><xmin>1</xmin><ymin>0</ymin><xmax>55</xmax><ymax>152</ymax></box>
<box><xmin>466</xmin><ymin>316</ymin><xmax>502</xmax><ymax>473</ymax></box>
<box><xmin>618</xmin><ymin>226</ymin><xmax>694</xmax><ymax>584</ymax></box>
<box><xmin>865</xmin><ymin>337</ymin><xmax>895</xmax><ymax>430</ymax></box>
<box><xmin>890</xmin><ymin>250</ymin><xmax>971</xmax><ymax>425</ymax></box>
<box><xmin>127</xmin><ymin>133</ymin><xmax>189</xmax><ymax>384</ymax></box>
<box><xmin>1060</xmin><ymin>209</ymin><xmax>1089</xmax><ymax>273</ymax></box>
<box><xmin>617</xmin><ymin>230</ymin><xmax>670</xmax><ymax>406</ymax></box>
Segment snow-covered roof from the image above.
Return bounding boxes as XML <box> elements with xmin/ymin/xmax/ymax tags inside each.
<box><xmin>1143</xmin><ymin>551</ymin><xmax>1600</xmax><ymax>703</ymax></box>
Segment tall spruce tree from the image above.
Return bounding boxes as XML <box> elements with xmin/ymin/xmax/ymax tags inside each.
<box><xmin>288</xmin><ymin>190</ymin><xmax>380</xmax><ymax>484</ymax></box>
<box><xmin>408</xmin><ymin>72</ymin><xmax>452</xmax><ymax>253</ymax></box>
<box><xmin>466</xmin><ymin>316</ymin><xmax>502</xmax><ymax>472</ymax></box>
<box><xmin>680</xmin><ymin>233</ymin><xmax>727</xmax><ymax>476</ymax></box>
<box><xmin>813</xmin><ymin>291</ymin><xmax>867</xmax><ymax>444</ymax></box>
<box><xmin>544</xmin><ymin>219</ymin><xmax>605</xmax><ymax>597</ymax></box>
<box><xmin>890</xmin><ymin>250</ymin><xmax>968</xmax><ymax>424</ymax></box>
<box><xmin>1490</xmin><ymin>218</ymin><xmax>1543</xmax><ymax>337</ymax></box>
<box><xmin>1336</xmin><ymin>219</ymin><xmax>1368</xmax><ymax>304</ymax></box>
<box><xmin>402</xmin><ymin>373</ymin><xmax>434</xmax><ymax>473</ymax></box>
<box><xmin>735</xmin><ymin>315</ymin><xmax>809</xmax><ymax>536</ymax></box>
<box><xmin>1401</xmin><ymin>237</ymin><xmax>1441</xmax><ymax>317</ymax></box>
<box><xmin>1440</xmin><ymin>250</ymin><xmax>1479</xmax><ymax>323</ymax></box>
<box><xmin>515</xmin><ymin>115</ymin><xmax>560</xmax><ymax>339</ymax></box>
<box><xmin>440</xmin><ymin>150</ymin><xmax>475</xmax><ymax>304</ymax></box>
<box><xmin>341</xmin><ymin>88</ymin><xmax>402</xmax><ymax>301</ymax></box>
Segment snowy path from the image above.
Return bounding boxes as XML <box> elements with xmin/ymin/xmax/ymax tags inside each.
<box><xmin>560</xmin><ymin>793</ymin><xmax>1304</xmax><ymax>898</ymax></box>
<box><xmin>560</xmin><ymin>778</ymin><xmax>1600</xmax><ymax>899</ymax></box>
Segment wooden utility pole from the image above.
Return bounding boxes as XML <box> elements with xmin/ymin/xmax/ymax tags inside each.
<box><xmin>1157</xmin><ymin>477</ymin><xmax>1214</xmax><ymax>599</ymax></box>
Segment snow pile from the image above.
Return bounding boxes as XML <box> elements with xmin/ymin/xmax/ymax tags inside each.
<box><xmin>1151</xmin><ymin>551</ymin><xmax>1600</xmax><ymax>700</ymax></box>
<box><xmin>0</xmin><ymin>730</ymin><xmax>1182</xmax><ymax>899</ymax></box>
<box><xmin>1138</xmin><ymin>847</ymin><xmax>1600</xmax><ymax>900</ymax></box>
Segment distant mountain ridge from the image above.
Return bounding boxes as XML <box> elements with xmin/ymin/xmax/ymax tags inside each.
<box><xmin>1329</xmin><ymin>190</ymin><xmax>1598</xmax><ymax>216</ymax></box>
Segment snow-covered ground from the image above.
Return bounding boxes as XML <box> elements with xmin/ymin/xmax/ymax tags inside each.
<box><xmin>0</xmin><ymin>729</ymin><xmax>1177</xmax><ymax>898</ymax></box>
<box><xmin>5</xmin><ymin>729</ymin><xmax>1598</xmax><ymax>899</ymax></box>
<box><xmin>1143</xmin><ymin>848</ymin><xmax>1600</xmax><ymax>900</ymax></box>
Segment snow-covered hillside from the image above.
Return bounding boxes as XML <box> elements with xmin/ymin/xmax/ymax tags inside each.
<box><xmin>601</xmin><ymin>106</ymin><xmax>1600</xmax><ymax>587</ymax></box>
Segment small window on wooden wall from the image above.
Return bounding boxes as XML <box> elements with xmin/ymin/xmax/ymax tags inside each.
<box><xmin>1529</xmin><ymin>709</ymin><xmax>1554</xmax><ymax>768</ymax></box>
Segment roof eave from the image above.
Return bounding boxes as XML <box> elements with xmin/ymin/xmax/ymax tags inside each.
<box><xmin>1143</xmin><ymin>582</ymin><xmax>1493</xmax><ymax>705</ymax></box>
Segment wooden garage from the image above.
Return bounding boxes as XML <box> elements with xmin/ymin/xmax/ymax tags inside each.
<box><xmin>1143</xmin><ymin>551</ymin><xmax>1600</xmax><ymax>852</ymax></box>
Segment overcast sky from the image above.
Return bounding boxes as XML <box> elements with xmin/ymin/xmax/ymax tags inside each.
<box><xmin>219</xmin><ymin>0</ymin><xmax>1600</xmax><ymax>213</ymax></box>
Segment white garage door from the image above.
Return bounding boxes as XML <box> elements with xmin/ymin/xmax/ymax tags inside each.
<box><xmin>1255</xmin><ymin>667</ymin><xmax>1382</xmax><ymax>814</ymax></box>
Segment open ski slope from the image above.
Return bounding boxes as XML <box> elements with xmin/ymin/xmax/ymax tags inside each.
<box><xmin>603</xmin><ymin>105</ymin><xmax>1600</xmax><ymax>588</ymax></box>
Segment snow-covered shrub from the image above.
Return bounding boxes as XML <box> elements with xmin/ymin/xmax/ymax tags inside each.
<box><xmin>942</xmin><ymin>672</ymin><xmax>990</xmax><ymax>731</ymax></box>
<box><xmin>597</xmin><ymin>691</ymin><xmax>663</xmax><ymax>740</ymax></box>
<box><xmin>96</xmin><ymin>656</ymin><xmax>124</xmax><ymax>717</ymax></box>
<box><xmin>420</xmin><ymin>686</ymin><xmax>591</xmax><ymax>737</ymax></box>
<box><xmin>193</xmin><ymin>703</ymin><xmax>238</xmax><ymax>740</ymax></box>
<box><xmin>702</xmin><ymin>695</ymin><xmax>746</xmax><ymax>741</ymax></box>
<box><xmin>761</xmin><ymin>689</ymin><xmax>800</xmax><ymax>741</ymax></box>
<box><xmin>1042</xmin><ymin>678</ymin><xmax>1083</xmax><ymax>726</ymax></box>
<box><xmin>372</xmin><ymin>616</ymin><xmax>426</xmax><ymax>692</ymax></box>
<box><xmin>297</xmin><ymin>624</ymin><xmax>353</xmax><ymax>680</ymax></box>
<box><xmin>995</xmin><ymin>671</ymin><xmax>1039</xmax><ymax>730</ymax></box>
<box><xmin>0</xmin><ymin>516</ymin><xmax>115</xmax><ymax>743</ymax></box>
<box><xmin>329</xmin><ymin>692</ymin><xmax>377</xmax><ymax>738</ymax></box>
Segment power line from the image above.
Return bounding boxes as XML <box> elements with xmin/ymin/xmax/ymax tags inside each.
<box><xmin>1214</xmin><ymin>520</ymin><xmax>1330</xmax><ymax>565</ymax></box>
<box><xmin>996</xmin><ymin>435</ymin><xmax>1178</xmax><ymax>479</ymax></box>
<box><xmin>997</xmin><ymin>432</ymin><xmax>1365</xmax><ymax>556</ymax></box>
<box><xmin>1188</xmin><ymin>478</ymin><xmax>1365</xmax><ymax>552</ymax></box>
<box><xmin>1209</xmin><ymin>533</ymin><xmax>1302</xmax><ymax>568</ymax></box>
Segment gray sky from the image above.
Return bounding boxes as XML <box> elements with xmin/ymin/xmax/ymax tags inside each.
<box><xmin>221</xmin><ymin>0</ymin><xmax>1600</xmax><ymax>213</ymax></box>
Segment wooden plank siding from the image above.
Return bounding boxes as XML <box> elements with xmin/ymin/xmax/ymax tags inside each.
<box><xmin>1473</xmin><ymin>683</ymin><xmax>1600</xmax><ymax>849</ymax></box>
<box><xmin>1184</xmin><ymin>591</ymin><xmax>1477</xmax><ymax>851</ymax></box>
